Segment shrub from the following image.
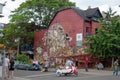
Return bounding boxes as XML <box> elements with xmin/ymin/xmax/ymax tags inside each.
<box><xmin>15</xmin><ymin>53</ymin><xmax>31</xmax><ymax>64</ymax></box>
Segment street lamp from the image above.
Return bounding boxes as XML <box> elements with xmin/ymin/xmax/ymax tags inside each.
<box><xmin>0</xmin><ymin>3</ymin><xmax>4</xmax><ymax>14</ymax></box>
<box><xmin>0</xmin><ymin>2</ymin><xmax>5</xmax><ymax>80</ymax></box>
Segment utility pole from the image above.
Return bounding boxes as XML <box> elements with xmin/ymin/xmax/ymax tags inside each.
<box><xmin>0</xmin><ymin>3</ymin><xmax>5</xmax><ymax>80</ymax></box>
<box><xmin>2</xmin><ymin>49</ymin><xmax>5</xmax><ymax>80</ymax></box>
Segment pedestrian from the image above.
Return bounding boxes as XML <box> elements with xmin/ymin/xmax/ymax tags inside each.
<box><xmin>84</xmin><ymin>57</ymin><xmax>89</xmax><ymax>72</ymax></box>
<box><xmin>4</xmin><ymin>54</ymin><xmax>10</xmax><ymax>79</ymax></box>
<box><xmin>43</xmin><ymin>60</ymin><xmax>49</xmax><ymax>72</ymax></box>
<box><xmin>8</xmin><ymin>57</ymin><xmax>15</xmax><ymax>80</ymax></box>
<box><xmin>75</xmin><ymin>58</ymin><xmax>79</xmax><ymax>68</ymax></box>
<box><xmin>65</xmin><ymin>58</ymin><xmax>73</xmax><ymax>68</ymax></box>
<box><xmin>113</xmin><ymin>59</ymin><xmax>119</xmax><ymax>76</ymax></box>
<box><xmin>97</xmin><ymin>62</ymin><xmax>104</xmax><ymax>70</ymax></box>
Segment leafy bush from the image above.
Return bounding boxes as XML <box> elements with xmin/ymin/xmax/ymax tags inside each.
<box><xmin>15</xmin><ymin>53</ymin><xmax>31</xmax><ymax>64</ymax></box>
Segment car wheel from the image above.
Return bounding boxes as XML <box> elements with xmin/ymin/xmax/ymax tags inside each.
<box><xmin>56</xmin><ymin>72</ymin><xmax>61</xmax><ymax>77</ymax></box>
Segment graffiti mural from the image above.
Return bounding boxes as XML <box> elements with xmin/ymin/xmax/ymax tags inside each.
<box><xmin>42</xmin><ymin>23</ymin><xmax>71</xmax><ymax>57</ymax></box>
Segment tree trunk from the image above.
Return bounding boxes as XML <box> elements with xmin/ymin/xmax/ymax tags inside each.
<box><xmin>111</xmin><ymin>57</ymin><xmax>114</xmax><ymax>68</ymax></box>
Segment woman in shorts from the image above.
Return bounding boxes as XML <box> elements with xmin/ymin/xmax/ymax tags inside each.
<box><xmin>9</xmin><ymin>57</ymin><xmax>15</xmax><ymax>79</ymax></box>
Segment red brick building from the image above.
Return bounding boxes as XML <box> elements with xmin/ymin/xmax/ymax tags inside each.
<box><xmin>49</xmin><ymin>7</ymin><xmax>102</xmax><ymax>46</ymax></box>
<box><xmin>34</xmin><ymin>7</ymin><xmax>102</xmax><ymax>68</ymax></box>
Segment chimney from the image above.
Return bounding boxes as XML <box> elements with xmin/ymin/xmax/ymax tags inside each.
<box><xmin>87</xmin><ymin>6</ymin><xmax>92</xmax><ymax>9</ymax></box>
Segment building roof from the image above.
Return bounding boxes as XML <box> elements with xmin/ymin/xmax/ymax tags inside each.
<box><xmin>55</xmin><ymin>7</ymin><xmax>103</xmax><ymax>22</ymax></box>
<box><xmin>48</xmin><ymin>7</ymin><xmax>103</xmax><ymax>28</ymax></box>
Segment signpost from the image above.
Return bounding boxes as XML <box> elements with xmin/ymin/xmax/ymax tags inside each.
<box><xmin>76</xmin><ymin>33</ymin><xmax>82</xmax><ymax>46</ymax></box>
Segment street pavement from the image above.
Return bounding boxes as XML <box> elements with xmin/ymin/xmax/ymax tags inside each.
<box><xmin>0</xmin><ymin>66</ymin><xmax>119</xmax><ymax>80</ymax></box>
<box><xmin>79</xmin><ymin>68</ymin><xmax>113</xmax><ymax>76</ymax></box>
<box><xmin>19</xmin><ymin>68</ymin><xmax>119</xmax><ymax>80</ymax></box>
<box><xmin>0</xmin><ymin>66</ymin><xmax>31</xmax><ymax>80</ymax></box>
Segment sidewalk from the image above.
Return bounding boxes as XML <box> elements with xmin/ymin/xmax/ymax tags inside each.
<box><xmin>0</xmin><ymin>66</ymin><xmax>31</xmax><ymax>80</ymax></box>
<box><xmin>79</xmin><ymin>69</ymin><xmax>114</xmax><ymax>76</ymax></box>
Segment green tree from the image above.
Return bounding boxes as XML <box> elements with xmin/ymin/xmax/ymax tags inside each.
<box><xmin>84</xmin><ymin>8</ymin><xmax>120</xmax><ymax>67</ymax></box>
<box><xmin>0</xmin><ymin>25</ymin><xmax>17</xmax><ymax>49</ymax></box>
<box><xmin>0</xmin><ymin>0</ymin><xmax>75</xmax><ymax>50</ymax></box>
<box><xmin>10</xmin><ymin>0</ymin><xmax>75</xmax><ymax>29</ymax></box>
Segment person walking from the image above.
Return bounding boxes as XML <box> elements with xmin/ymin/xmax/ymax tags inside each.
<box><xmin>75</xmin><ymin>58</ymin><xmax>79</xmax><ymax>68</ymax></box>
<box><xmin>8</xmin><ymin>57</ymin><xmax>15</xmax><ymax>80</ymax></box>
<box><xmin>113</xmin><ymin>59</ymin><xmax>119</xmax><ymax>76</ymax></box>
<box><xmin>4</xmin><ymin>54</ymin><xmax>10</xmax><ymax>79</ymax></box>
<box><xmin>84</xmin><ymin>57</ymin><xmax>89</xmax><ymax>72</ymax></box>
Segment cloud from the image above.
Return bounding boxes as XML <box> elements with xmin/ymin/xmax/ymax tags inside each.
<box><xmin>0</xmin><ymin>0</ymin><xmax>120</xmax><ymax>24</ymax></box>
<box><xmin>99</xmin><ymin>4</ymin><xmax>120</xmax><ymax>15</ymax></box>
<box><xmin>0</xmin><ymin>0</ymin><xmax>25</xmax><ymax>23</ymax></box>
<box><xmin>70</xmin><ymin>0</ymin><xmax>120</xmax><ymax>14</ymax></box>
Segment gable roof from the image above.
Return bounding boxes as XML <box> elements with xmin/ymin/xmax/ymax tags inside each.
<box><xmin>72</xmin><ymin>7</ymin><xmax>89</xmax><ymax>21</ymax></box>
<box><xmin>72</xmin><ymin>7</ymin><xmax>102</xmax><ymax>21</ymax></box>
<box><xmin>54</xmin><ymin>7</ymin><xmax>102</xmax><ymax>22</ymax></box>
<box><xmin>48</xmin><ymin>7</ymin><xmax>102</xmax><ymax>27</ymax></box>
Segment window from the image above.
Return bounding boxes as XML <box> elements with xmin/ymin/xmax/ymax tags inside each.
<box><xmin>85</xmin><ymin>27</ymin><xmax>89</xmax><ymax>37</ymax></box>
<box><xmin>95</xmin><ymin>28</ymin><xmax>98</xmax><ymax>34</ymax></box>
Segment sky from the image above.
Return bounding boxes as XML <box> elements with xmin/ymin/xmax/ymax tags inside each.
<box><xmin>0</xmin><ymin>0</ymin><xmax>120</xmax><ymax>24</ymax></box>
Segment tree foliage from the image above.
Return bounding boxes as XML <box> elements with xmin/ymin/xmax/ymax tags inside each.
<box><xmin>0</xmin><ymin>0</ymin><xmax>75</xmax><ymax>49</ymax></box>
<box><xmin>10</xmin><ymin>0</ymin><xmax>75</xmax><ymax>29</ymax></box>
<box><xmin>84</xmin><ymin>8</ymin><xmax>120</xmax><ymax>59</ymax></box>
<box><xmin>15</xmin><ymin>53</ymin><xmax>31</xmax><ymax>64</ymax></box>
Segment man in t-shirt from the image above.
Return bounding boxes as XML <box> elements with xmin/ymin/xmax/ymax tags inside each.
<box><xmin>113</xmin><ymin>59</ymin><xmax>119</xmax><ymax>76</ymax></box>
<box><xmin>65</xmin><ymin>58</ymin><xmax>74</xmax><ymax>68</ymax></box>
<box><xmin>4</xmin><ymin>54</ymin><xmax>10</xmax><ymax>79</ymax></box>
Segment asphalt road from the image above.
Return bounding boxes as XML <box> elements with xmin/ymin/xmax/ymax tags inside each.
<box><xmin>14</xmin><ymin>69</ymin><xmax>120</xmax><ymax>80</ymax></box>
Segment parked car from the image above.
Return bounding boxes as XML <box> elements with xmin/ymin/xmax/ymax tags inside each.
<box><xmin>15</xmin><ymin>64</ymin><xmax>30</xmax><ymax>70</ymax></box>
<box><xmin>15</xmin><ymin>63</ymin><xmax>41</xmax><ymax>71</ymax></box>
<box><xmin>28</xmin><ymin>64</ymin><xmax>41</xmax><ymax>71</ymax></box>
